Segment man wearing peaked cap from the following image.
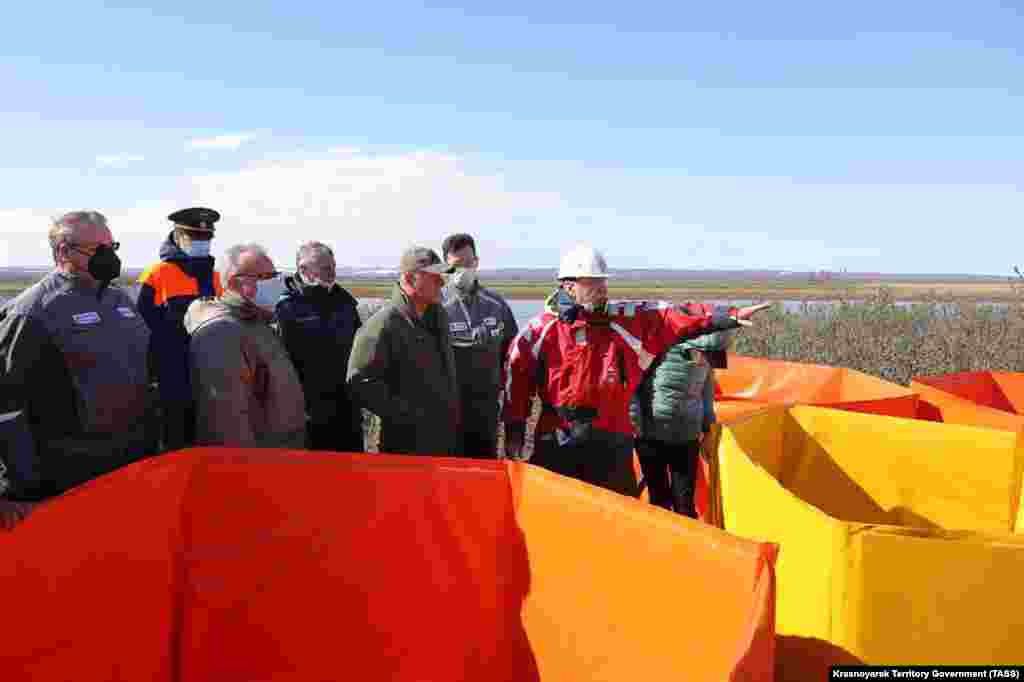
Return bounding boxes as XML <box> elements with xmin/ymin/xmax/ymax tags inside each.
<box><xmin>136</xmin><ymin>207</ymin><xmax>224</xmax><ymax>452</ymax></box>
<box><xmin>347</xmin><ymin>245</ymin><xmax>460</xmax><ymax>456</ymax></box>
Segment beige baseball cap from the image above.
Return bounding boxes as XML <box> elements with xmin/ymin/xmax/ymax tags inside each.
<box><xmin>399</xmin><ymin>246</ymin><xmax>456</xmax><ymax>274</ymax></box>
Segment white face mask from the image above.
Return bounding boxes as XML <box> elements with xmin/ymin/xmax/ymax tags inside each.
<box><xmin>449</xmin><ymin>267</ymin><xmax>479</xmax><ymax>291</ymax></box>
<box><xmin>182</xmin><ymin>240</ymin><xmax>211</xmax><ymax>258</ymax></box>
<box><xmin>300</xmin><ymin>271</ymin><xmax>330</xmax><ymax>289</ymax></box>
<box><xmin>249</xmin><ymin>276</ymin><xmax>287</xmax><ymax>311</ymax></box>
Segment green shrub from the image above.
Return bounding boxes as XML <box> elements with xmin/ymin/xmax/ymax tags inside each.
<box><xmin>733</xmin><ymin>285</ymin><xmax>1024</xmax><ymax>385</ymax></box>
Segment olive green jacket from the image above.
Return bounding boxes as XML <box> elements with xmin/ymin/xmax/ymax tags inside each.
<box><xmin>347</xmin><ymin>285</ymin><xmax>460</xmax><ymax>456</ymax></box>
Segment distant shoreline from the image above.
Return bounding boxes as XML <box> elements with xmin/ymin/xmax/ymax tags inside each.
<box><xmin>3</xmin><ymin>276</ymin><xmax>1021</xmax><ymax>305</ymax></box>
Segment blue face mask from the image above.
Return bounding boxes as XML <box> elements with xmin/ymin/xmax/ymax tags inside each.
<box><xmin>250</xmin><ymin>276</ymin><xmax>287</xmax><ymax>311</ymax></box>
<box><xmin>182</xmin><ymin>240</ymin><xmax>211</xmax><ymax>258</ymax></box>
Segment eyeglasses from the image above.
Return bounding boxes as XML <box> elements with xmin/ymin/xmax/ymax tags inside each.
<box><xmin>232</xmin><ymin>271</ymin><xmax>280</xmax><ymax>282</ymax></box>
<box><xmin>70</xmin><ymin>242</ymin><xmax>120</xmax><ymax>257</ymax></box>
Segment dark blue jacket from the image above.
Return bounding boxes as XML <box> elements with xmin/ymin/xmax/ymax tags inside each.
<box><xmin>275</xmin><ymin>276</ymin><xmax>362</xmax><ymax>425</ymax></box>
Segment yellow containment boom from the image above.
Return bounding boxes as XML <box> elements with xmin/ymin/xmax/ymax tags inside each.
<box><xmin>714</xmin><ymin>405</ymin><xmax>1024</xmax><ymax>677</ymax></box>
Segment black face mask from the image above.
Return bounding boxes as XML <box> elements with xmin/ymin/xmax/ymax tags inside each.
<box><xmin>86</xmin><ymin>244</ymin><xmax>122</xmax><ymax>283</ymax></box>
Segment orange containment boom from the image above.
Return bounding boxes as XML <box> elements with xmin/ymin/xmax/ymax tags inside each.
<box><xmin>0</xmin><ymin>449</ymin><xmax>778</xmax><ymax>682</ymax></box>
<box><xmin>714</xmin><ymin>355</ymin><xmax>919</xmax><ymax>418</ymax></box>
<box><xmin>912</xmin><ymin>371</ymin><xmax>1024</xmax><ymax>431</ymax></box>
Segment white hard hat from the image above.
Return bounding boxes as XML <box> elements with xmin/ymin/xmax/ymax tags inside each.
<box><xmin>557</xmin><ymin>244</ymin><xmax>613</xmax><ymax>279</ymax></box>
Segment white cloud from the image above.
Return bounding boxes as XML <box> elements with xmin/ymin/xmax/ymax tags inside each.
<box><xmin>185</xmin><ymin>150</ymin><xmax>566</xmax><ymax>268</ymax></box>
<box><xmin>95</xmin><ymin>153</ymin><xmax>145</xmax><ymax>167</ymax></box>
<box><xmin>186</xmin><ymin>133</ymin><xmax>255</xmax><ymax>151</ymax></box>
<box><xmin>3</xmin><ymin>148</ymin><xmax>1023</xmax><ymax>274</ymax></box>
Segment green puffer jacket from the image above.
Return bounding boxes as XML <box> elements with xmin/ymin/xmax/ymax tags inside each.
<box><xmin>630</xmin><ymin>330</ymin><xmax>736</xmax><ymax>444</ymax></box>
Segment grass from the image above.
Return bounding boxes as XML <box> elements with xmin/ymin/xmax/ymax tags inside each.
<box><xmin>733</xmin><ymin>284</ymin><xmax>1024</xmax><ymax>385</ymax></box>
<box><xmin>0</xmin><ymin>277</ymin><xmax>140</xmax><ymax>296</ymax></box>
<box><xmin>0</xmin><ymin>280</ymin><xmax>39</xmax><ymax>295</ymax></box>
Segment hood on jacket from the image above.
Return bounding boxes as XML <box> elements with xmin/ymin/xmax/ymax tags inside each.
<box><xmin>683</xmin><ymin>328</ymin><xmax>736</xmax><ymax>353</ymax></box>
<box><xmin>183</xmin><ymin>298</ymin><xmax>227</xmax><ymax>335</ymax></box>
<box><xmin>160</xmin><ymin>231</ymin><xmax>213</xmax><ymax>262</ymax></box>
<box><xmin>159</xmin><ymin>231</ymin><xmax>186</xmax><ymax>262</ymax></box>
<box><xmin>682</xmin><ymin>328</ymin><xmax>736</xmax><ymax>369</ymax></box>
<box><xmin>184</xmin><ymin>292</ymin><xmax>274</xmax><ymax>334</ymax></box>
<box><xmin>545</xmin><ymin>288</ymin><xmax>575</xmax><ymax>316</ymax></box>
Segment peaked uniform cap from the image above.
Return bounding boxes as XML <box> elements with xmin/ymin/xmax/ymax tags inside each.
<box><xmin>168</xmin><ymin>207</ymin><xmax>221</xmax><ymax>233</ymax></box>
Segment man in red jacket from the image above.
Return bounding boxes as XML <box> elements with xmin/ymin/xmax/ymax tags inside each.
<box><xmin>502</xmin><ymin>244</ymin><xmax>768</xmax><ymax>496</ymax></box>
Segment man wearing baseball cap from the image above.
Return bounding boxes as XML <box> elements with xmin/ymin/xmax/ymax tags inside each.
<box><xmin>347</xmin><ymin>246</ymin><xmax>461</xmax><ymax>456</ymax></box>
<box><xmin>137</xmin><ymin>207</ymin><xmax>224</xmax><ymax>452</ymax></box>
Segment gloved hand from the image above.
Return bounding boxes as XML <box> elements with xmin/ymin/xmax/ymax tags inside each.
<box><xmin>1</xmin><ymin>499</ymin><xmax>37</xmax><ymax>531</ymax></box>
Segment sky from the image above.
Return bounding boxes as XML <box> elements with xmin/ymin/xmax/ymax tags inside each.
<box><xmin>1</xmin><ymin>0</ymin><xmax>1022</xmax><ymax>274</ymax></box>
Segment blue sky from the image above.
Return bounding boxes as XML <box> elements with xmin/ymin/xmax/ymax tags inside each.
<box><xmin>2</xmin><ymin>0</ymin><xmax>1022</xmax><ymax>273</ymax></box>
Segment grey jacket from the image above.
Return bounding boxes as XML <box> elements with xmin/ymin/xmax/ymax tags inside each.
<box><xmin>0</xmin><ymin>271</ymin><xmax>155</xmax><ymax>500</ymax></box>
<box><xmin>441</xmin><ymin>281</ymin><xmax>519</xmax><ymax>404</ymax></box>
<box><xmin>185</xmin><ymin>295</ymin><xmax>306</xmax><ymax>448</ymax></box>
<box><xmin>347</xmin><ymin>285</ymin><xmax>460</xmax><ymax>456</ymax></box>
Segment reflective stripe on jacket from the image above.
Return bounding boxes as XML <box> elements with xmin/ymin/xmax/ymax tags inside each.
<box><xmin>137</xmin><ymin>233</ymin><xmax>223</xmax><ymax>404</ymax></box>
<box><xmin>504</xmin><ymin>299</ymin><xmax>737</xmax><ymax>437</ymax></box>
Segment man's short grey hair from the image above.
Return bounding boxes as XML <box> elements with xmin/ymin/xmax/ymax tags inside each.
<box><xmin>48</xmin><ymin>211</ymin><xmax>108</xmax><ymax>258</ymax></box>
<box><xmin>296</xmin><ymin>241</ymin><xmax>334</xmax><ymax>268</ymax></box>
<box><xmin>219</xmin><ymin>243</ymin><xmax>271</xmax><ymax>282</ymax></box>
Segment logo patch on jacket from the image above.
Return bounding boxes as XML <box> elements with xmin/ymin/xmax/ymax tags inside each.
<box><xmin>450</xmin><ymin>322</ymin><xmax>468</xmax><ymax>332</ymax></box>
<box><xmin>72</xmin><ymin>312</ymin><xmax>101</xmax><ymax>325</ymax></box>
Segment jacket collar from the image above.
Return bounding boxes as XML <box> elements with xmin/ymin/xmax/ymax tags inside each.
<box><xmin>441</xmin><ymin>279</ymin><xmax>479</xmax><ymax>302</ymax></box>
<box><xmin>184</xmin><ymin>296</ymin><xmax>272</xmax><ymax>335</ymax></box>
<box><xmin>219</xmin><ymin>291</ymin><xmax>275</xmax><ymax>324</ymax></box>
<box><xmin>283</xmin><ymin>274</ymin><xmax>358</xmax><ymax>308</ymax></box>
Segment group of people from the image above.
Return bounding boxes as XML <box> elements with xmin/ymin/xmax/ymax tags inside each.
<box><xmin>0</xmin><ymin>207</ymin><xmax>768</xmax><ymax>528</ymax></box>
